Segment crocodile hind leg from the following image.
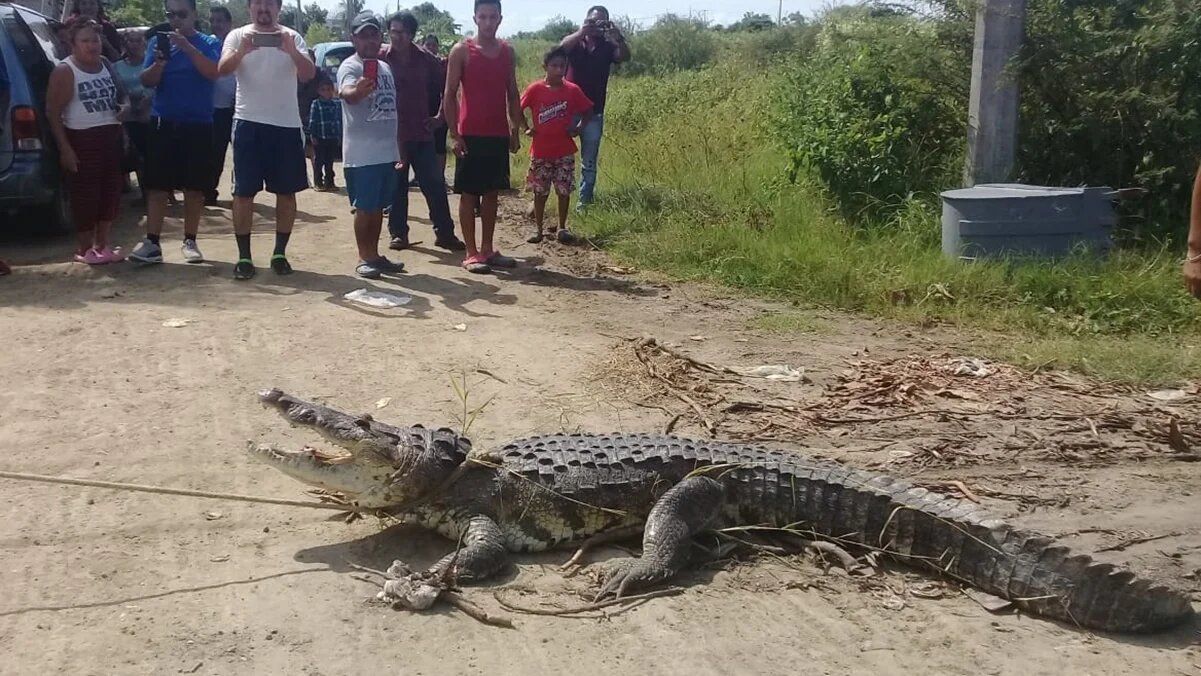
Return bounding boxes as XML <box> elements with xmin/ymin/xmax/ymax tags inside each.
<box><xmin>595</xmin><ymin>476</ymin><xmax>725</xmax><ymax>600</ymax></box>
<box><xmin>429</xmin><ymin>515</ymin><xmax>509</xmax><ymax>583</ymax></box>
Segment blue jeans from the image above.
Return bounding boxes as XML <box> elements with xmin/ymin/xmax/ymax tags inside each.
<box><xmin>578</xmin><ymin>114</ymin><xmax>604</xmax><ymax>204</ymax></box>
<box><xmin>388</xmin><ymin>140</ymin><xmax>455</xmax><ymax>241</ymax></box>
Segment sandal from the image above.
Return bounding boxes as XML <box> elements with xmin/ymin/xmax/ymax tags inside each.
<box><xmin>462</xmin><ymin>253</ymin><xmax>492</xmax><ymax>274</ymax></box>
<box><xmin>270</xmin><ymin>254</ymin><xmax>293</xmax><ymax>275</ymax></box>
<box><xmin>233</xmin><ymin>258</ymin><xmax>255</xmax><ymax>280</ymax></box>
<box><xmin>98</xmin><ymin>246</ymin><xmax>125</xmax><ymax>263</ymax></box>
<box><xmin>526</xmin><ymin>231</ymin><xmax>544</xmax><ymax>244</ymax></box>
<box><xmin>74</xmin><ymin>248</ymin><xmax>107</xmax><ymax>265</ymax></box>
<box><xmin>484</xmin><ymin>250</ymin><xmax>517</xmax><ymax>268</ymax></box>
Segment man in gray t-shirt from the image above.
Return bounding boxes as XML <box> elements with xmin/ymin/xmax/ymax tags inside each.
<box><xmin>337</xmin><ymin>11</ymin><xmax>403</xmax><ymax>279</ymax></box>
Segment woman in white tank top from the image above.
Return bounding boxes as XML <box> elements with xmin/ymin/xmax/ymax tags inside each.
<box><xmin>45</xmin><ymin>17</ymin><xmax>127</xmax><ymax>265</ymax></box>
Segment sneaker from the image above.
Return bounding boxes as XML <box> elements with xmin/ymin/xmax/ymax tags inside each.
<box><xmin>389</xmin><ymin>236</ymin><xmax>411</xmax><ymax>251</ymax></box>
<box><xmin>73</xmin><ymin>248</ymin><xmax>107</xmax><ymax>265</ymax></box>
<box><xmin>233</xmin><ymin>258</ymin><xmax>255</xmax><ymax>280</ymax></box>
<box><xmin>371</xmin><ymin>256</ymin><xmax>405</xmax><ymax>274</ymax></box>
<box><xmin>270</xmin><ymin>254</ymin><xmax>293</xmax><ymax>275</ymax></box>
<box><xmin>462</xmin><ymin>254</ymin><xmax>491</xmax><ymax>274</ymax></box>
<box><xmin>484</xmin><ymin>250</ymin><xmax>517</xmax><ymax>268</ymax></box>
<box><xmin>181</xmin><ymin>239</ymin><xmax>204</xmax><ymax>263</ymax></box>
<box><xmin>355</xmin><ymin>260</ymin><xmax>383</xmax><ymax>279</ymax></box>
<box><xmin>434</xmin><ymin>236</ymin><xmax>466</xmax><ymax>252</ymax></box>
<box><xmin>128</xmin><ymin>238</ymin><xmax>163</xmax><ymax>264</ymax></box>
<box><xmin>98</xmin><ymin>246</ymin><xmax>125</xmax><ymax>263</ymax></box>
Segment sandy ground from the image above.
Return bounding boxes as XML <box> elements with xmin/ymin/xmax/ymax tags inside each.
<box><xmin>1</xmin><ymin>174</ymin><xmax>1199</xmax><ymax>675</ymax></box>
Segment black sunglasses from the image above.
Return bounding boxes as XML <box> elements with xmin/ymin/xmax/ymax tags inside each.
<box><xmin>165</xmin><ymin>10</ymin><xmax>189</xmax><ymax>19</ymax></box>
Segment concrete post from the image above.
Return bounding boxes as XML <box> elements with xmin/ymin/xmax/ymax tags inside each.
<box><xmin>964</xmin><ymin>0</ymin><xmax>1026</xmax><ymax>186</ymax></box>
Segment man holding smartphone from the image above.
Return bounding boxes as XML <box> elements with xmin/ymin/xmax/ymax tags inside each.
<box><xmin>338</xmin><ymin>12</ymin><xmax>404</xmax><ymax>279</ymax></box>
<box><xmin>217</xmin><ymin>0</ymin><xmax>316</xmax><ymax>281</ymax></box>
<box><xmin>128</xmin><ymin>0</ymin><xmax>221</xmax><ymax>266</ymax></box>
<box><xmin>560</xmin><ymin>5</ymin><xmax>629</xmax><ymax>208</ymax></box>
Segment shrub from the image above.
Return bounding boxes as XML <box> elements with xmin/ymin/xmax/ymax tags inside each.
<box><xmin>621</xmin><ymin>15</ymin><xmax>719</xmax><ymax>75</ymax></box>
<box><xmin>772</xmin><ymin>13</ymin><xmax>967</xmax><ymax>222</ymax></box>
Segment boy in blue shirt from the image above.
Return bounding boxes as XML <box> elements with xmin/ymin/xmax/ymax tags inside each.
<box><xmin>307</xmin><ymin>79</ymin><xmax>341</xmax><ymax>191</ymax></box>
<box><xmin>128</xmin><ymin>0</ymin><xmax>220</xmax><ymax>265</ymax></box>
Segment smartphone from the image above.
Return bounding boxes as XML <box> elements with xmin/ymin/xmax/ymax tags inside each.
<box><xmin>363</xmin><ymin>58</ymin><xmax>378</xmax><ymax>83</ymax></box>
<box><xmin>155</xmin><ymin>32</ymin><xmax>171</xmax><ymax>59</ymax></box>
<box><xmin>251</xmin><ymin>31</ymin><xmax>283</xmax><ymax>48</ymax></box>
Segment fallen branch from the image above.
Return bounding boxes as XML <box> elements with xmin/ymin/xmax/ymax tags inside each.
<box><xmin>0</xmin><ymin>470</ymin><xmax>366</xmax><ymax>512</ymax></box>
<box><xmin>349</xmin><ymin>562</ymin><xmax>515</xmax><ymax>629</ymax></box>
<box><xmin>1097</xmin><ymin>532</ymin><xmax>1180</xmax><ymax>553</ymax></box>
<box><xmin>493</xmin><ymin>587</ymin><xmax>685</xmax><ymax>617</ymax></box>
<box><xmin>636</xmin><ymin>336</ymin><xmax>742</xmax><ymax>377</ymax></box>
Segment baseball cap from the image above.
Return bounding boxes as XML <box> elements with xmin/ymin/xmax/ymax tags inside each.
<box><xmin>349</xmin><ymin>11</ymin><xmax>381</xmax><ymax>34</ymax></box>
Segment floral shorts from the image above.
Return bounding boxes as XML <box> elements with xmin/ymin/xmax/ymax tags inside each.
<box><xmin>526</xmin><ymin>155</ymin><xmax>575</xmax><ymax>196</ymax></box>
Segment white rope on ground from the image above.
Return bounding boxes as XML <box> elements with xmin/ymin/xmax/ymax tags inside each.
<box><xmin>0</xmin><ymin>470</ymin><xmax>364</xmax><ymax>512</ymax></box>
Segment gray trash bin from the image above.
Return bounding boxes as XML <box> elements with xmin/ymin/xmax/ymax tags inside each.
<box><xmin>940</xmin><ymin>183</ymin><xmax>1115</xmax><ymax>260</ymax></box>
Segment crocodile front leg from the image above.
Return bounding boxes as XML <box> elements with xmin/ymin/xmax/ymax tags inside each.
<box><xmin>595</xmin><ymin>476</ymin><xmax>725</xmax><ymax>599</ymax></box>
<box><xmin>429</xmin><ymin>515</ymin><xmax>509</xmax><ymax>583</ymax></box>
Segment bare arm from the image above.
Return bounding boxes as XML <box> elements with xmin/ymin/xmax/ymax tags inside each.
<box><xmin>559</xmin><ymin>27</ymin><xmax>587</xmax><ymax>51</ymax></box>
<box><xmin>141</xmin><ymin>54</ymin><xmax>164</xmax><ymax>87</ymax></box>
<box><xmin>282</xmin><ymin>33</ymin><xmax>316</xmax><ymax>82</ymax></box>
<box><xmin>339</xmin><ymin>77</ymin><xmax>375</xmax><ymax>105</ymax></box>
<box><xmin>506</xmin><ymin>44</ymin><xmax>521</xmax><ymax>151</ymax></box>
<box><xmin>1186</xmin><ymin>162</ymin><xmax>1201</xmax><ymax>298</ymax></box>
<box><xmin>610</xmin><ymin>30</ymin><xmax>630</xmax><ymax>63</ymax></box>
<box><xmin>217</xmin><ymin>31</ymin><xmax>252</xmax><ymax>76</ymax></box>
<box><xmin>442</xmin><ymin>42</ymin><xmax>466</xmax><ymax>154</ymax></box>
<box><xmin>45</xmin><ymin>64</ymin><xmax>77</xmax><ymax>171</ymax></box>
<box><xmin>177</xmin><ymin>34</ymin><xmax>219</xmax><ymax>81</ymax></box>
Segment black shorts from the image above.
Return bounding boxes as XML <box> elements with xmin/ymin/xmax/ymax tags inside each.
<box><xmin>144</xmin><ymin>118</ymin><xmax>213</xmax><ymax>192</ymax></box>
<box><xmin>433</xmin><ymin>126</ymin><xmax>447</xmax><ymax>155</ymax></box>
<box><xmin>453</xmin><ymin>135</ymin><xmax>510</xmax><ymax>196</ymax></box>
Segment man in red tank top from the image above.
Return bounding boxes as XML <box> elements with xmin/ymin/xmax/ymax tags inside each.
<box><xmin>443</xmin><ymin>0</ymin><xmax>523</xmax><ymax>273</ymax></box>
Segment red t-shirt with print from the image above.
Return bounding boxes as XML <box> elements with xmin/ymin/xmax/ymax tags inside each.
<box><xmin>520</xmin><ymin>79</ymin><xmax>594</xmax><ymax>160</ymax></box>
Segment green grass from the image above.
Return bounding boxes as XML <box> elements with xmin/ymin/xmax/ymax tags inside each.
<box><xmin>502</xmin><ymin>44</ymin><xmax>1201</xmax><ymax>384</ymax></box>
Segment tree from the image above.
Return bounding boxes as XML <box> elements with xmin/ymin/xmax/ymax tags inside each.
<box><xmin>512</xmin><ymin>15</ymin><xmax>578</xmax><ymax>41</ymax></box>
<box><xmin>407</xmin><ymin>2</ymin><xmax>460</xmax><ymax>38</ymax></box>
<box><xmin>725</xmin><ymin>12</ymin><xmax>775</xmax><ymax>32</ymax></box>
<box><xmin>304</xmin><ymin>2</ymin><xmax>327</xmax><ymax>26</ymax></box>
<box><xmin>305</xmin><ymin>21</ymin><xmax>336</xmax><ymax>46</ymax></box>
<box><xmin>339</xmin><ymin>0</ymin><xmax>365</xmax><ymax>36</ymax></box>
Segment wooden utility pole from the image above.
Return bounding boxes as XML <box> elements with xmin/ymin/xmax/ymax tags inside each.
<box><xmin>964</xmin><ymin>0</ymin><xmax>1026</xmax><ymax>186</ymax></box>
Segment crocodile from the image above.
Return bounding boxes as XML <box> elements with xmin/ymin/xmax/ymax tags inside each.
<box><xmin>251</xmin><ymin>388</ymin><xmax>1195</xmax><ymax>633</ymax></box>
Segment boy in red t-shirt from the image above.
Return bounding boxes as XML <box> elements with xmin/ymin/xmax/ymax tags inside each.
<box><xmin>519</xmin><ymin>46</ymin><xmax>593</xmax><ymax>243</ymax></box>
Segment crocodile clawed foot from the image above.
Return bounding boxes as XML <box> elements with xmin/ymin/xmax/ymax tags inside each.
<box><xmin>593</xmin><ymin>557</ymin><xmax>672</xmax><ymax>601</ymax></box>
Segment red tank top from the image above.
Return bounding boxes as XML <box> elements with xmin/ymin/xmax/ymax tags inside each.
<box><xmin>458</xmin><ymin>39</ymin><xmax>512</xmax><ymax>138</ymax></box>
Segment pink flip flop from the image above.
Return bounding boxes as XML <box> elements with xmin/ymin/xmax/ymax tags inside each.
<box><xmin>73</xmin><ymin>248</ymin><xmax>107</xmax><ymax>265</ymax></box>
<box><xmin>462</xmin><ymin>253</ymin><xmax>492</xmax><ymax>274</ymax></box>
<box><xmin>98</xmin><ymin>246</ymin><xmax>125</xmax><ymax>263</ymax></box>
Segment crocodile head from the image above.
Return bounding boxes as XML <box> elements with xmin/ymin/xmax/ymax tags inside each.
<box><xmin>250</xmin><ymin>388</ymin><xmax>470</xmax><ymax>508</ymax></box>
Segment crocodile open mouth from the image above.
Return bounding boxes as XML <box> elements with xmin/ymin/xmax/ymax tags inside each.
<box><xmin>249</xmin><ymin>389</ymin><xmax>405</xmax><ymax>507</ymax></box>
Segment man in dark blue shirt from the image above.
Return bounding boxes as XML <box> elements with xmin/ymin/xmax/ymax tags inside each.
<box><xmin>129</xmin><ymin>0</ymin><xmax>220</xmax><ymax>266</ymax></box>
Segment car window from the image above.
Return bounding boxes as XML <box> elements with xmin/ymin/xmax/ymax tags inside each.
<box><xmin>15</xmin><ymin>8</ymin><xmax>62</xmax><ymax>64</ymax></box>
<box><xmin>323</xmin><ymin>48</ymin><xmax>354</xmax><ymax>71</ymax></box>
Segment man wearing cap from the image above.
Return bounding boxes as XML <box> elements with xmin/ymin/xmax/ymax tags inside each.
<box><xmin>217</xmin><ymin>0</ymin><xmax>316</xmax><ymax>281</ymax></box>
<box><xmin>338</xmin><ymin>11</ymin><xmax>405</xmax><ymax>279</ymax></box>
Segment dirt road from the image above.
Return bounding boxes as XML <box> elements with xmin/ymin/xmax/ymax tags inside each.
<box><xmin>1</xmin><ymin>185</ymin><xmax>1198</xmax><ymax>675</ymax></box>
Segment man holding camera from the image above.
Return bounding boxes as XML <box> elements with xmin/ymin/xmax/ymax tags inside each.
<box><xmin>560</xmin><ymin>5</ymin><xmax>629</xmax><ymax>208</ymax></box>
<box><xmin>127</xmin><ymin>0</ymin><xmax>220</xmax><ymax>266</ymax></box>
<box><xmin>217</xmin><ymin>0</ymin><xmax>316</xmax><ymax>281</ymax></box>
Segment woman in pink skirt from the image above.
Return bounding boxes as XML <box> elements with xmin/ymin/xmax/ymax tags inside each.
<box><xmin>46</xmin><ymin>17</ymin><xmax>126</xmax><ymax>265</ymax></box>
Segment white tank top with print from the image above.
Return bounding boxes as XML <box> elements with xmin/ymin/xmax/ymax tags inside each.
<box><xmin>62</xmin><ymin>57</ymin><xmax>120</xmax><ymax>130</ymax></box>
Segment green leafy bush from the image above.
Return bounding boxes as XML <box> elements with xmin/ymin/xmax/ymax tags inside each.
<box><xmin>621</xmin><ymin>15</ymin><xmax>719</xmax><ymax>75</ymax></box>
<box><xmin>772</xmin><ymin>13</ymin><xmax>967</xmax><ymax>221</ymax></box>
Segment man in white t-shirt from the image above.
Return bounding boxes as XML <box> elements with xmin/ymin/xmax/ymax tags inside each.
<box><xmin>216</xmin><ymin>0</ymin><xmax>316</xmax><ymax>281</ymax></box>
<box><xmin>337</xmin><ymin>11</ymin><xmax>403</xmax><ymax>279</ymax></box>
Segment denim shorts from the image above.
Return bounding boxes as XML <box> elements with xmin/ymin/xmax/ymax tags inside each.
<box><xmin>345</xmin><ymin>163</ymin><xmax>396</xmax><ymax>213</ymax></box>
<box><xmin>232</xmin><ymin>119</ymin><xmax>309</xmax><ymax>197</ymax></box>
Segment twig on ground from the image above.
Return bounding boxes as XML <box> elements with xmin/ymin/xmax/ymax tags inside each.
<box><xmin>493</xmin><ymin>587</ymin><xmax>684</xmax><ymax>617</ymax></box>
<box><xmin>1097</xmin><ymin>532</ymin><xmax>1180</xmax><ymax>553</ymax></box>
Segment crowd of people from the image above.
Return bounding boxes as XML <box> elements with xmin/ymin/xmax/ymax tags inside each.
<box><xmin>0</xmin><ymin>0</ymin><xmax>632</xmax><ymax>281</ymax></box>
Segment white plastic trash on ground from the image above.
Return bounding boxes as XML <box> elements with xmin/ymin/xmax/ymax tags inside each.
<box><xmin>343</xmin><ymin>289</ymin><xmax>412</xmax><ymax>309</ymax></box>
<box><xmin>734</xmin><ymin>364</ymin><xmax>806</xmax><ymax>382</ymax></box>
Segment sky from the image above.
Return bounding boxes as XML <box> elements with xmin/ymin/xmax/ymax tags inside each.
<box><xmin>314</xmin><ymin>0</ymin><xmax>837</xmax><ymax>36</ymax></box>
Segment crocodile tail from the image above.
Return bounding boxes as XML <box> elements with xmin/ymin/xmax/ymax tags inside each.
<box><xmin>814</xmin><ymin>471</ymin><xmax>1195</xmax><ymax>632</ymax></box>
